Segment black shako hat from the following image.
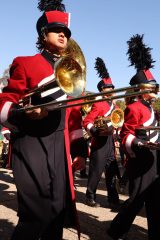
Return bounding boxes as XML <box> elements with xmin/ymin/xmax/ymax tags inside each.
<box><xmin>36</xmin><ymin>0</ymin><xmax>71</xmax><ymax>38</ymax></box>
<box><xmin>127</xmin><ymin>34</ymin><xmax>157</xmax><ymax>86</ymax></box>
<box><xmin>94</xmin><ymin>57</ymin><xmax>115</xmax><ymax>92</ymax></box>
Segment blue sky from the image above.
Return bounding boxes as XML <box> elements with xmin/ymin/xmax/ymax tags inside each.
<box><xmin>0</xmin><ymin>0</ymin><xmax>160</xmax><ymax>93</ymax></box>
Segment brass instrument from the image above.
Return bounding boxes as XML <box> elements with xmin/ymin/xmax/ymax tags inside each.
<box><xmin>139</xmin><ymin>141</ymin><xmax>160</xmax><ymax>150</ymax></box>
<box><xmin>94</xmin><ymin>116</ymin><xmax>110</xmax><ymax>131</ymax></box>
<box><xmin>137</xmin><ymin>126</ymin><xmax>160</xmax><ymax>131</ymax></box>
<box><xmin>111</xmin><ymin>109</ymin><xmax>124</xmax><ymax>128</ymax></box>
<box><xmin>18</xmin><ymin>83</ymin><xmax>159</xmax><ymax>112</ymax></box>
<box><xmin>82</xmin><ymin>101</ymin><xmax>92</xmax><ymax>114</ymax></box>
<box><xmin>19</xmin><ymin>38</ymin><xmax>86</xmax><ymax>104</ymax></box>
<box><xmin>94</xmin><ymin>109</ymin><xmax>124</xmax><ymax>131</ymax></box>
<box><xmin>57</xmin><ymin>38</ymin><xmax>86</xmax><ymax>97</ymax></box>
<box><xmin>82</xmin><ymin>128</ymin><xmax>91</xmax><ymax>140</ymax></box>
<box><xmin>82</xmin><ymin>92</ymin><xmax>101</xmax><ymax>114</ymax></box>
<box><xmin>54</xmin><ymin>56</ymin><xmax>84</xmax><ymax>97</ymax></box>
<box><xmin>62</xmin><ymin>38</ymin><xmax>86</xmax><ymax>83</ymax></box>
<box><xmin>136</xmin><ymin>126</ymin><xmax>160</xmax><ymax>150</ymax></box>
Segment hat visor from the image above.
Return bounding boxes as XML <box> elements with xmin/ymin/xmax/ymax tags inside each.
<box><xmin>46</xmin><ymin>22</ymin><xmax>71</xmax><ymax>38</ymax></box>
<box><xmin>103</xmin><ymin>84</ymin><xmax>115</xmax><ymax>89</ymax></box>
<box><xmin>141</xmin><ymin>81</ymin><xmax>159</xmax><ymax>91</ymax></box>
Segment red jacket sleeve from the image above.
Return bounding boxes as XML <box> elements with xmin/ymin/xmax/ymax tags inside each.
<box><xmin>120</xmin><ymin>103</ymin><xmax>141</xmax><ymax>158</ymax></box>
<box><xmin>0</xmin><ymin>57</ymin><xmax>27</xmax><ymax>130</ymax></box>
<box><xmin>83</xmin><ymin>102</ymin><xmax>100</xmax><ymax>132</ymax></box>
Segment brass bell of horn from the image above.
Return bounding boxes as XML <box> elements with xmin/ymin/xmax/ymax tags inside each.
<box><xmin>111</xmin><ymin>109</ymin><xmax>124</xmax><ymax>128</ymax></box>
<box><xmin>62</xmin><ymin>38</ymin><xmax>87</xmax><ymax>82</ymax></box>
<box><xmin>81</xmin><ymin>91</ymin><xmax>97</xmax><ymax>114</ymax></box>
<box><xmin>55</xmin><ymin>38</ymin><xmax>86</xmax><ymax>97</ymax></box>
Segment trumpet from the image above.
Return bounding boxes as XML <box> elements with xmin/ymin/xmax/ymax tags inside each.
<box><xmin>94</xmin><ymin>109</ymin><xmax>124</xmax><ymax>130</ymax></box>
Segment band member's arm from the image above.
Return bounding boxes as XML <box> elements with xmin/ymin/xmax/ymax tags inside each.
<box><xmin>0</xmin><ymin>57</ymin><xmax>48</xmax><ymax>129</ymax></box>
<box><xmin>83</xmin><ymin>103</ymin><xmax>100</xmax><ymax>137</ymax></box>
<box><xmin>0</xmin><ymin>58</ymin><xmax>27</xmax><ymax>130</ymax></box>
<box><xmin>120</xmin><ymin>105</ymin><xmax>146</xmax><ymax>158</ymax></box>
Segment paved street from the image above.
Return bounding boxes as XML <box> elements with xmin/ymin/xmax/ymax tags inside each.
<box><xmin>0</xmin><ymin>167</ymin><xmax>148</xmax><ymax>240</ymax></box>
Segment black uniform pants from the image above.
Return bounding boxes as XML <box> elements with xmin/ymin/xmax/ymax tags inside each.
<box><xmin>11</xmin><ymin>131</ymin><xmax>69</xmax><ymax>240</ymax></box>
<box><xmin>11</xmin><ymin>210</ymin><xmax>65</xmax><ymax>240</ymax></box>
<box><xmin>86</xmin><ymin>136</ymin><xmax>119</xmax><ymax>203</ymax></box>
<box><xmin>108</xmin><ymin>177</ymin><xmax>160</xmax><ymax>240</ymax></box>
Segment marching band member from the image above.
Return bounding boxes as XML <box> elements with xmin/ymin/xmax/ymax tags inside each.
<box><xmin>107</xmin><ymin>34</ymin><xmax>160</xmax><ymax>240</ymax></box>
<box><xmin>83</xmin><ymin>57</ymin><xmax>121</xmax><ymax>208</ymax></box>
<box><xmin>1</xmin><ymin>126</ymin><xmax>11</xmax><ymax>168</ymax></box>
<box><xmin>0</xmin><ymin>1</ymin><xmax>87</xmax><ymax>239</ymax></box>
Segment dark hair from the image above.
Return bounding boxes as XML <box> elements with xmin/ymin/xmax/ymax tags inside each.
<box><xmin>36</xmin><ymin>36</ymin><xmax>45</xmax><ymax>52</ymax></box>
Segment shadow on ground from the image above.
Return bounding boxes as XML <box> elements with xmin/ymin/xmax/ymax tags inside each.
<box><xmin>78</xmin><ymin>209</ymin><xmax>148</xmax><ymax>240</ymax></box>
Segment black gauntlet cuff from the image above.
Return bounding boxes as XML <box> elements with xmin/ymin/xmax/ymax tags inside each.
<box><xmin>90</xmin><ymin>126</ymin><xmax>99</xmax><ymax>137</ymax></box>
<box><xmin>8</xmin><ymin>103</ymin><xmax>25</xmax><ymax>127</ymax></box>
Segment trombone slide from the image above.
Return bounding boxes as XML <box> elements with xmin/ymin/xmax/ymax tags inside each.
<box><xmin>17</xmin><ymin>88</ymin><xmax>155</xmax><ymax>112</ymax></box>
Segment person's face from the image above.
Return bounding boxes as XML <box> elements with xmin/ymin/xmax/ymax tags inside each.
<box><xmin>44</xmin><ymin>28</ymin><xmax>68</xmax><ymax>54</ymax></box>
<box><xmin>102</xmin><ymin>87</ymin><xmax>113</xmax><ymax>97</ymax></box>
<box><xmin>141</xmin><ymin>87</ymin><xmax>158</xmax><ymax>101</ymax></box>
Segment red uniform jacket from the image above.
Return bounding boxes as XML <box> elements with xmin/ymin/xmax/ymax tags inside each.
<box><xmin>120</xmin><ymin>99</ymin><xmax>158</xmax><ymax>159</ymax></box>
<box><xmin>83</xmin><ymin>100</ymin><xmax>116</xmax><ymax>148</ymax></box>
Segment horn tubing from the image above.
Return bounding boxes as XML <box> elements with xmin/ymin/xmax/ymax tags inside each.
<box><xmin>17</xmin><ymin>89</ymin><xmax>154</xmax><ymax>112</ymax></box>
<box><xmin>19</xmin><ymin>78</ymin><xmax>56</xmax><ymax>103</ymax></box>
<box><xmin>20</xmin><ymin>83</ymin><xmax>136</xmax><ymax>104</ymax></box>
<box><xmin>137</xmin><ymin>126</ymin><xmax>160</xmax><ymax>131</ymax></box>
<box><xmin>19</xmin><ymin>83</ymin><xmax>159</xmax><ymax>105</ymax></box>
<box><xmin>23</xmin><ymin>79</ymin><xmax>55</xmax><ymax>97</ymax></box>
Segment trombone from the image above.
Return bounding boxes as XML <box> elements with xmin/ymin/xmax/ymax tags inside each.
<box><xmin>17</xmin><ymin>83</ymin><xmax>159</xmax><ymax>112</ymax></box>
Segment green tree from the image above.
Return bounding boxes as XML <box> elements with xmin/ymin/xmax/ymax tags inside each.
<box><xmin>154</xmin><ymin>98</ymin><xmax>160</xmax><ymax>112</ymax></box>
<box><xmin>116</xmin><ymin>100</ymin><xmax>125</xmax><ymax>110</ymax></box>
<box><xmin>0</xmin><ymin>65</ymin><xmax>10</xmax><ymax>91</ymax></box>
